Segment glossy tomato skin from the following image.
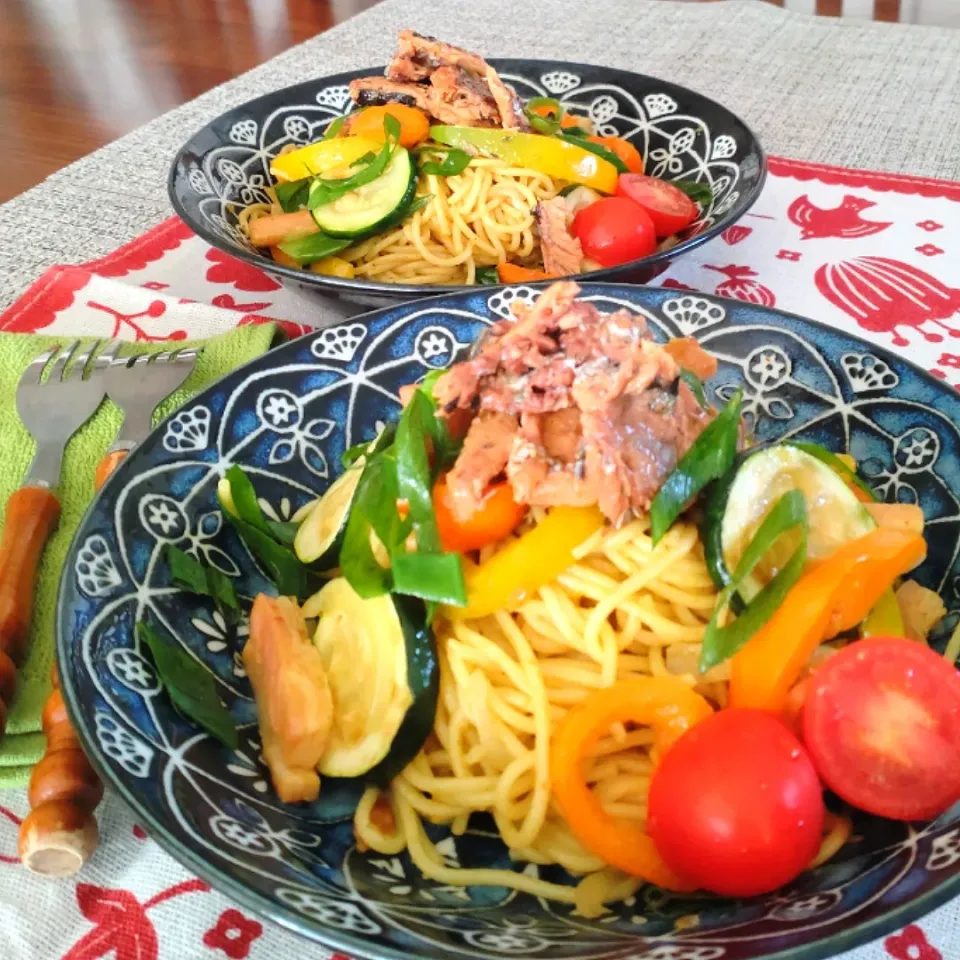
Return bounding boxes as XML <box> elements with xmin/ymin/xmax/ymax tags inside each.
<box><xmin>572</xmin><ymin>197</ymin><xmax>657</xmax><ymax>268</ymax></box>
<box><xmin>647</xmin><ymin>708</ymin><xmax>824</xmax><ymax>897</ymax></box>
<box><xmin>615</xmin><ymin>174</ymin><xmax>698</xmax><ymax>237</ymax></box>
<box><xmin>803</xmin><ymin>637</ymin><xmax>960</xmax><ymax>821</ymax></box>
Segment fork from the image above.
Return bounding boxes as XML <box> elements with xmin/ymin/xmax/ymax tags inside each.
<box><xmin>94</xmin><ymin>348</ymin><xmax>200</xmax><ymax>488</ymax></box>
<box><xmin>19</xmin><ymin>345</ymin><xmax>201</xmax><ymax>877</ymax></box>
<box><xmin>0</xmin><ymin>341</ymin><xmax>109</xmax><ymax>739</ymax></box>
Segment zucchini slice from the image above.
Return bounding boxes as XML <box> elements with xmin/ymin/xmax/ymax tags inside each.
<box><xmin>703</xmin><ymin>444</ymin><xmax>876</xmax><ymax>602</ymax></box>
<box><xmin>294</xmin><ymin>466</ymin><xmax>363</xmax><ymax>566</ymax></box>
<box><xmin>308</xmin><ymin>577</ymin><xmax>438</xmax><ymax>780</ymax></box>
<box><xmin>311</xmin><ymin>147</ymin><xmax>416</xmax><ymax>239</ymax></box>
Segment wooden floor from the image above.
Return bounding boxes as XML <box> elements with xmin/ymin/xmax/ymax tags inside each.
<box><xmin>0</xmin><ymin>0</ymin><xmax>379</xmax><ymax>203</ymax></box>
<box><xmin>1</xmin><ymin>0</ymin><xmax>957</xmax><ymax>205</ymax></box>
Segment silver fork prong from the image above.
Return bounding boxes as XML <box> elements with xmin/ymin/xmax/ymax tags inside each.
<box><xmin>150</xmin><ymin>351</ymin><xmax>172</xmax><ymax>364</ymax></box>
<box><xmin>130</xmin><ymin>354</ymin><xmax>153</xmax><ymax>368</ymax></box>
<box><xmin>24</xmin><ymin>347</ymin><xmax>60</xmax><ymax>385</ymax></box>
<box><xmin>49</xmin><ymin>341</ymin><xmax>80</xmax><ymax>382</ymax></box>
<box><xmin>67</xmin><ymin>340</ymin><xmax>100</xmax><ymax>381</ymax></box>
<box><xmin>173</xmin><ymin>348</ymin><xmax>200</xmax><ymax>363</ymax></box>
<box><xmin>95</xmin><ymin>342</ymin><xmax>121</xmax><ymax>370</ymax></box>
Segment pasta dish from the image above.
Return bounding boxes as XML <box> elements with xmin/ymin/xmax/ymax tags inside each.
<box><xmin>238</xmin><ymin>31</ymin><xmax>709</xmax><ymax>286</ymax></box>
<box><xmin>146</xmin><ymin>282</ymin><xmax>960</xmax><ymax>915</ymax></box>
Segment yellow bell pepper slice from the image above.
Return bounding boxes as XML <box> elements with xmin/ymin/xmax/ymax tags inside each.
<box><xmin>444</xmin><ymin>505</ymin><xmax>605</xmax><ymax>621</ymax></box>
<box><xmin>860</xmin><ymin>587</ymin><xmax>905</xmax><ymax>638</ymax></box>
<box><xmin>429</xmin><ymin>126</ymin><xmax>619</xmax><ymax>194</ymax></box>
<box><xmin>310</xmin><ymin>257</ymin><xmax>356</xmax><ymax>278</ymax></box>
<box><xmin>270</xmin><ymin>136</ymin><xmax>384</xmax><ymax>183</ymax></box>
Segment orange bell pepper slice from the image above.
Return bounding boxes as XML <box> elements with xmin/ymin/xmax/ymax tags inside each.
<box><xmin>551</xmin><ymin>677</ymin><xmax>713</xmax><ymax>889</ymax></box>
<box><xmin>730</xmin><ymin>529</ymin><xmax>926</xmax><ymax>713</ymax></box>
<box><xmin>433</xmin><ymin>477</ymin><xmax>527</xmax><ymax>553</ymax></box>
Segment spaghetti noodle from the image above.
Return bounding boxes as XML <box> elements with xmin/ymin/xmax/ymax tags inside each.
<box><xmin>237</xmin><ymin>157</ymin><xmax>558</xmax><ymax>285</ymax></box>
<box><xmin>352</xmin><ymin>514</ymin><xmax>854</xmax><ymax>913</ymax></box>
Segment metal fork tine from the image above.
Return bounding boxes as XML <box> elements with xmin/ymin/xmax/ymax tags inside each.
<box><xmin>67</xmin><ymin>341</ymin><xmax>100</xmax><ymax>381</ymax></box>
<box><xmin>150</xmin><ymin>351</ymin><xmax>172</xmax><ymax>364</ymax></box>
<box><xmin>95</xmin><ymin>343</ymin><xmax>121</xmax><ymax>370</ymax></box>
<box><xmin>48</xmin><ymin>341</ymin><xmax>79</xmax><ymax>382</ymax></box>
<box><xmin>131</xmin><ymin>355</ymin><xmax>152</xmax><ymax>367</ymax></box>
<box><xmin>25</xmin><ymin>347</ymin><xmax>60</xmax><ymax>385</ymax></box>
<box><xmin>173</xmin><ymin>348</ymin><xmax>200</xmax><ymax>362</ymax></box>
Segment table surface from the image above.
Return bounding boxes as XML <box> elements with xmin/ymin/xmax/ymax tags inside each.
<box><xmin>2</xmin><ymin>0</ymin><xmax>960</xmax><ymax>314</ymax></box>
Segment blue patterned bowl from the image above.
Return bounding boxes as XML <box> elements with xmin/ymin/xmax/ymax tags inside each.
<box><xmin>168</xmin><ymin>61</ymin><xmax>766</xmax><ymax>304</ymax></box>
<box><xmin>59</xmin><ymin>284</ymin><xmax>960</xmax><ymax>960</ymax></box>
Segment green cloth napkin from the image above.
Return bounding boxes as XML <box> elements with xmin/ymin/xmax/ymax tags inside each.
<box><xmin>0</xmin><ymin>324</ymin><xmax>280</xmax><ymax>788</ymax></box>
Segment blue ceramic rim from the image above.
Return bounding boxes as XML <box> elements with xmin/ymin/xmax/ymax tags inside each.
<box><xmin>56</xmin><ymin>283</ymin><xmax>960</xmax><ymax>959</ymax></box>
<box><xmin>166</xmin><ymin>59</ymin><xmax>768</xmax><ymax>299</ymax></box>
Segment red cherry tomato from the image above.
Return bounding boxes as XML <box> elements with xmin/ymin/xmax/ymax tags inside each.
<box><xmin>571</xmin><ymin>197</ymin><xmax>657</xmax><ymax>268</ymax></box>
<box><xmin>802</xmin><ymin>637</ymin><xmax>960</xmax><ymax>821</ymax></box>
<box><xmin>647</xmin><ymin>708</ymin><xmax>824</xmax><ymax>897</ymax></box>
<box><xmin>615</xmin><ymin>174</ymin><xmax>698</xmax><ymax>238</ymax></box>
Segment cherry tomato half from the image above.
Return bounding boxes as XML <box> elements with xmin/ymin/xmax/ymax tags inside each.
<box><xmin>803</xmin><ymin>637</ymin><xmax>960</xmax><ymax>821</ymax></box>
<box><xmin>571</xmin><ymin>197</ymin><xmax>657</xmax><ymax>268</ymax></box>
<box><xmin>433</xmin><ymin>477</ymin><xmax>527</xmax><ymax>553</ymax></box>
<box><xmin>648</xmin><ymin>708</ymin><xmax>824</xmax><ymax>897</ymax></box>
<box><xmin>615</xmin><ymin>174</ymin><xmax>698</xmax><ymax>238</ymax></box>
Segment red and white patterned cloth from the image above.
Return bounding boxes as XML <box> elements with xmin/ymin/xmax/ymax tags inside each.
<box><xmin>0</xmin><ymin>155</ymin><xmax>959</xmax><ymax>959</ymax></box>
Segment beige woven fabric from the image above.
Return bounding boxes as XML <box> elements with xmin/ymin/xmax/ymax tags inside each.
<box><xmin>0</xmin><ymin>0</ymin><xmax>958</xmax><ymax>312</ymax></box>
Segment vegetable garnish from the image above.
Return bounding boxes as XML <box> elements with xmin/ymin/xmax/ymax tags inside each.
<box><xmin>418</xmin><ymin>147</ymin><xmax>472</xmax><ymax>177</ymax></box>
<box><xmin>277</xmin><ymin>232</ymin><xmax>352</xmax><ymax>266</ymax></box>
<box><xmin>166</xmin><ymin>545</ymin><xmax>240</xmax><ymax>625</ymax></box>
<box><xmin>275</xmin><ymin>178</ymin><xmax>311</xmax><ymax>213</ymax></box>
<box><xmin>446</xmin><ymin>505</ymin><xmax>605</xmax><ymax>620</ymax></box>
<box><xmin>672</xmin><ymin>180</ymin><xmax>714</xmax><ymax>207</ymax></box>
<box><xmin>429</xmin><ymin>125</ymin><xmax>619</xmax><ymax>193</ymax></box>
<box><xmin>787</xmin><ymin>440</ymin><xmax>879</xmax><ymax>503</ymax></box>
<box><xmin>678</xmin><ymin>369</ymin><xmax>708</xmax><ymax>409</ymax></box>
<box><xmin>475</xmin><ymin>266</ymin><xmax>500</xmax><ymax>285</ymax></box>
<box><xmin>497</xmin><ymin>263</ymin><xmax>554</xmax><ymax>283</ymax></box>
<box><xmin>525</xmin><ymin>96</ymin><xmax>565</xmax><ymax>135</ymax></box>
<box><xmin>323</xmin><ymin>115</ymin><xmax>347</xmax><ymax>140</ymax></box>
<box><xmin>730</xmin><ymin>528</ymin><xmax>927</xmax><ymax>712</ymax></box>
<box><xmin>347</xmin><ymin>104</ymin><xmax>430</xmax><ymax>148</ymax></box>
<box><xmin>307</xmin><ymin>115</ymin><xmax>403</xmax><ymax>210</ymax></box>
<box><xmin>559</xmin><ymin>132</ymin><xmax>629</xmax><ymax>174</ymax></box>
<box><xmin>650</xmin><ymin>389</ymin><xmax>743</xmax><ymax>545</ymax></box>
<box><xmin>338</xmin><ymin>388</ymin><xmax>466</xmax><ymax>609</ymax></box>
<box><xmin>137</xmin><ymin>622</ymin><xmax>238</xmax><ymax>749</ymax></box>
<box><xmin>433</xmin><ymin>476</ymin><xmax>527</xmax><ymax>553</ymax></box>
<box><xmin>803</xmin><ymin>637</ymin><xmax>960</xmax><ymax>821</ymax></box>
<box><xmin>218</xmin><ymin>466</ymin><xmax>316</xmax><ymax>600</ymax></box>
<box><xmin>648</xmin><ymin>708</ymin><xmax>824</xmax><ymax>897</ymax></box>
<box><xmin>550</xmin><ymin>676</ymin><xmax>713</xmax><ymax>888</ymax></box>
<box><xmin>391</xmin><ymin>551</ymin><xmax>467</xmax><ymax>605</ymax></box>
<box><xmin>699</xmin><ymin>491</ymin><xmax>808</xmax><ymax>673</ymax></box>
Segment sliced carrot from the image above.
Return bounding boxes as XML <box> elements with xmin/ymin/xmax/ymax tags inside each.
<box><xmin>497</xmin><ymin>263</ymin><xmax>555</xmax><ymax>283</ymax></box>
<box><xmin>589</xmin><ymin>136</ymin><xmax>644</xmax><ymax>174</ymax></box>
<box><xmin>345</xmin><ymin>105</ymin><xmax>430</xmax><ymax>149</ymax></box>
<box><xmin>249</xmin><ymin>210</ymin><xmax>317</xmax><ymax>248</ymax></box>
<box><xmin>270</xmin><ymin>246</ymin><xmax>301</xmax><ymax>269</ymax></box>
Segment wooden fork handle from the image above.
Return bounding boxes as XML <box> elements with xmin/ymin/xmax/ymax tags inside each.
<box><xmin>93</xmin><ymin>450</ymin><xmax>129</xmax><ymax>491</ymax></box>
<box><xmin>20</xmin><ymin>447</ymin><xmax>128</xmax><ymax>875</ymax></box>
<box><xmin>19</xmin><ymin>668</ymin><xmax>102</xmax><ymax>876</ymax></box>
<box><xmin>0</xmin><ymin>486</ymin><xmax>61</xmax><ymax>738</ymax></box>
